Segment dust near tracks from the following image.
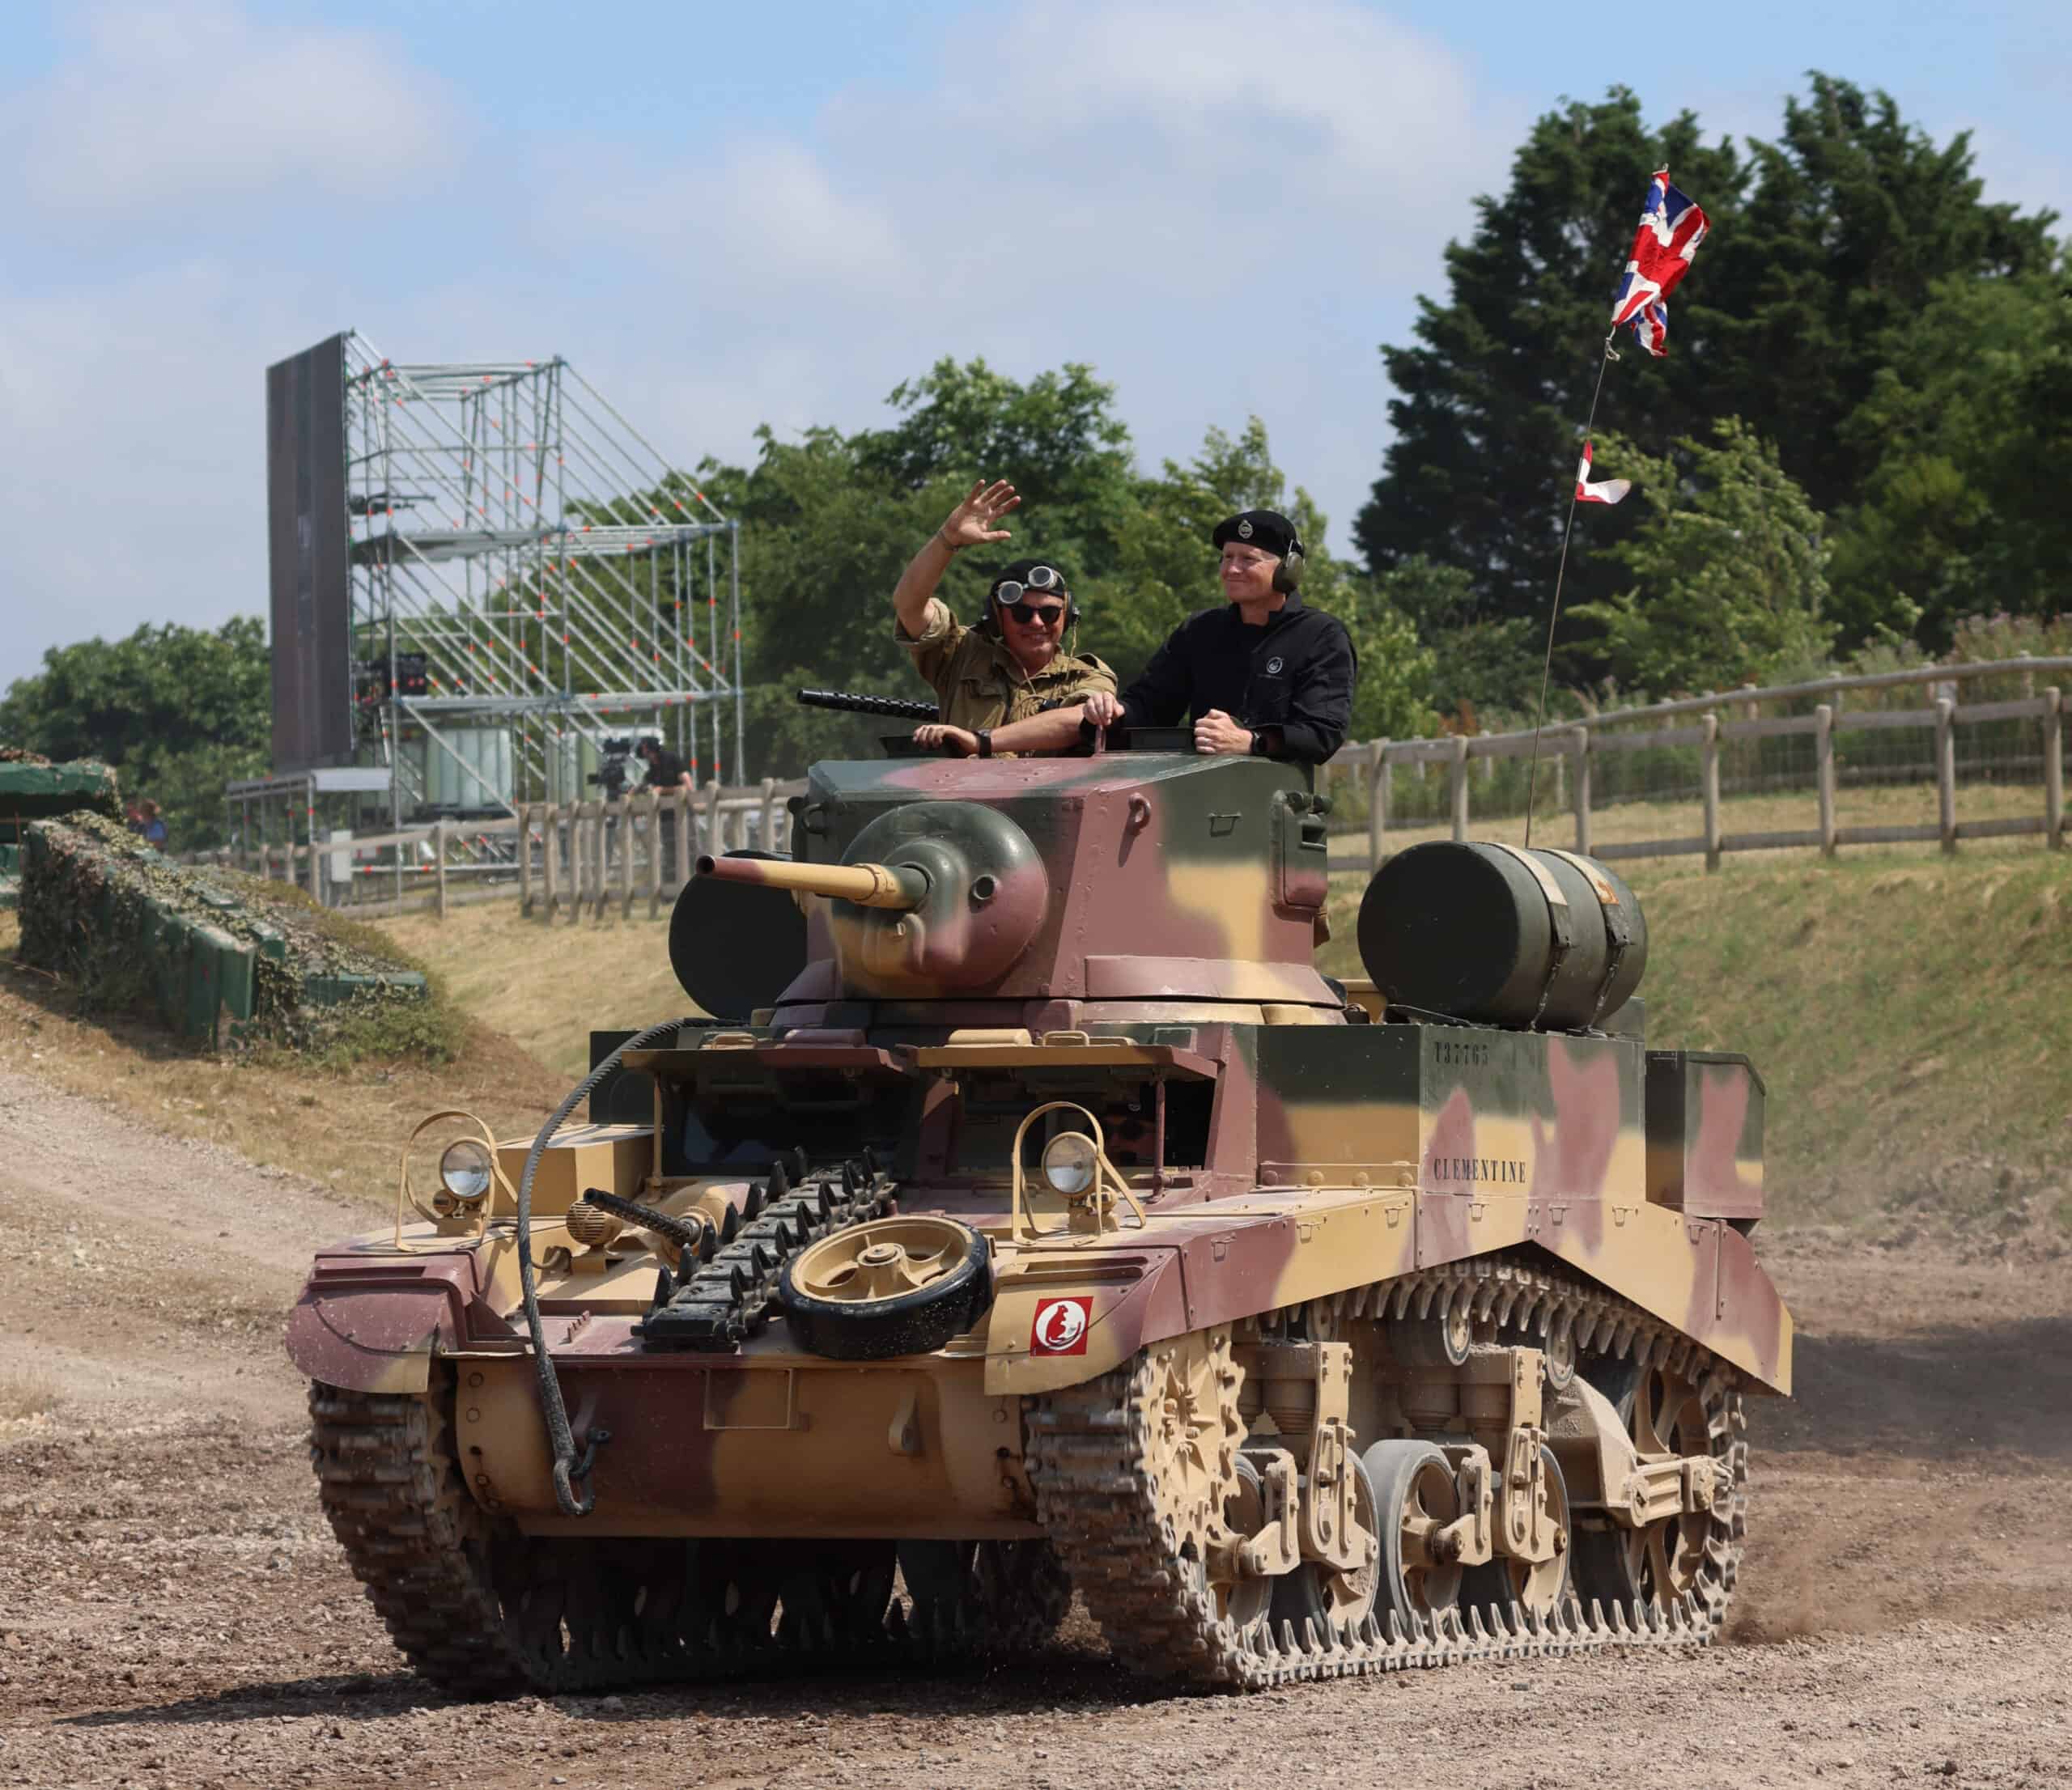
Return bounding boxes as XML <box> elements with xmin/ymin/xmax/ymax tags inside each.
<box><xmin>0</xmin><ymin>1067</ymin><xmax>2067</xmax><ymax>1790</ymax></box>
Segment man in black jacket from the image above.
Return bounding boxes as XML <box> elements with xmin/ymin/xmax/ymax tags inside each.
<box><xmin>958</xmin><ymin>509</ymin><xmax>1355</xmax><ymax>764</ymax></box>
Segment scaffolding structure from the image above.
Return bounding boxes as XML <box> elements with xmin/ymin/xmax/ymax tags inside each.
<box><xmin>342</xmin><ymin>330</ymin><xmax>742</xmax><ymax>828</ymax></box>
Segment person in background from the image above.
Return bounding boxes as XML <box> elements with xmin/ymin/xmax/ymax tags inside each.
<box><xmin>635</xmin><ymin>736</ymin><xmax>694</xmax><ymax>795</ymax></box>
<box><xmin>137</xmin><ymin>799</ymin><xmax>168</xmax><ymax>848</ymax></box>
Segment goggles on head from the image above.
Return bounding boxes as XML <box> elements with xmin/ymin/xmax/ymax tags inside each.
<box><xmin>991</xmin><ymin>564</ymin><xmax>1069</xmax><ymax>622</ymax></box>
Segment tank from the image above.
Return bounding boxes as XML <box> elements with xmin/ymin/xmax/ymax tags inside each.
<box><xmin>287</xmin><ymin>745</ymin><xmax>1790</xmax><ymax>1695</ymax></box>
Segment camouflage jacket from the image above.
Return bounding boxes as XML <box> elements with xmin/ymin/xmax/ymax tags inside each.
<box><xmin>896</xmin><ymin>598</ymin><xmax>1117</xmax><ymax>732</ymax></box>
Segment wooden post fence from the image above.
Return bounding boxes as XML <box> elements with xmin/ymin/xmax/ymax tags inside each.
<box><xmin>1571</xmin><ymin>728</ymin><xmax>1591</xmax><ymax>858</ymax></box>
<box><xmin>1366</xmin><ymin>740</ymin><xmax>1390</xmax><ymax>872</ymax></box>
<box><xmin>2046</xmin><ymin>689</ymin><xmax>2064</xmax><ymax>851</ymax></box>
<box><xmin>433</xmin><ymin>820</ymin><xmax>449</xmax><ymax>918</ymax></box>
<box><xmin>1700</xmin><ymin>713</ymin><xmax>1722</xmax><ymax>872</ymax></box>
<box><xmin>519</xmin><ymin>804</ymin><xmax>535</xmax><ymax>917</ymax></box>
<box><xmin>1815</xmin><ymin>706</ymin><xmax>1836</xmax><ymax>858</ymax></box>
<box><xmin>1935</xmin><ymin>697</ymin><xmax>1957</xmax><ymax>856</ymax></box>
<box><xmin>1449</xmin><ymin>735</ymin><xmax>1470</xmax><ymax>842</ymax></box>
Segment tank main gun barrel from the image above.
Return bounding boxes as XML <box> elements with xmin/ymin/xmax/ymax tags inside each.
<box><xmin>694</xmin><ymin>854</ymin><xmax>928</xmax><ymax>910</ymax></box>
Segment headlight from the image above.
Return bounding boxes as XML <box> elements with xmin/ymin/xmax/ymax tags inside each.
<box><xmin>439</xmin><ymin>1139</ymin><xmax>494</xmax><ymax>1203</ymax></box>
<box><xmin>1041</xmin><ymin>1132</ymin><xmax>1098</xmax><ymax>1197</ymax></box>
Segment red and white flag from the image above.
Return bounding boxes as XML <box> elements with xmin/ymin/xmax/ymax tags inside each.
<box><xmin>1576</xmin><ymin>440</ymin><xmax>1630</xmax><ymax>507</ymax></box>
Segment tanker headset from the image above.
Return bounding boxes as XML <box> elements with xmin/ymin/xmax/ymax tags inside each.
<box><xmin>1272</xmin><ymin>531</ymin><xmax>1306</xmax><ymax>595</ymax></box>
<box><xmin>978</xmin><ymin>561</ymin><xmax>1081</xmax><ymax>638</ymax></box>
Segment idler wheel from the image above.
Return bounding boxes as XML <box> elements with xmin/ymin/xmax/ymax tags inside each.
<box><xmin>1362</xmin><ymin>1440</ymin><xmax>1465</xmax><ymax>1628</ymax></box>
<box><xmin>779</xmin><ymin>1216</ymin><xmax>992</xmax><ymax>1360</ymax></box>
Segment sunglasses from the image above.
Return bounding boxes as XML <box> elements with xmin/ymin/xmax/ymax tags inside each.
<box><xmin>992</xmin><ymin>565</ymin><xmax>1068</xmax><ymax>624</ymax></box>
<box><xmin>999</xmin><ymin>599</ymin><xmax>1068</xmax><ymax>626</ymax></box>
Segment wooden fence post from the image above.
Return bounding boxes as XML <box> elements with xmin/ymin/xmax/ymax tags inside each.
<box><xmin>519</xmin><ymin>804</ymin><xmax>534</xmax><ymax>917</ymax></box>
<box><xmin>434</xmin><ymin>820</ymin><xmax>449</xmax><ymax>918</ymax></box>
<box><xmin>1935</xmin><ymin>696</ymin><xmax>1957</xmax><ymax>855</ymax></box>
<box><xmin>307</xmin><ymin>808</ymin><xmax>323</xmax><ymax>904</ymax></box>
<box><xmin>542</xmin><ymin>803</ymin><xmax>560</xmax><ymax>920</ymax></box>
<box><xmin>675</xmin><ymin>788</ymin><xmax>694</xmax><ymax>888</ymax></box>
<box><xmin>1815</xmin><ymin>705</ymin><xmax>1837</xmax><ymax>858</ymax></box>
<box><xmin>645</xmin><ymin>791</ymin><xmax>664</xmax><ymax>917</ymax></box>
<box><xmin>1700</xmin><ymin>713</ymin><xmax>1722</xmax><ymax>872</ymax></box>
<box><xmin>570</xmin><ymin>804</ymin><xmax>590</xmax><ymax>924</ymax></box>
<box><xmin>617</xmin><ymin>798</ymin><xmax>635</xmax><ymax>918</ymax></box>
<box><xmin>592</xmin><ymin>800</ymin><xmax>611</xmax><ymax>918</ymax></box>
<box><xmin>1449</xmin><ymin>735</ymin><xmax>1470</xmax><ymax>842</ymax></box>
<box><xmin>1572</xmin><ymin>728</ymin><xmax>1592</xmax><ymax>857</ymax></box>
<box><xmin>2042</xmin><ymin>687</ymin><xmax>2064</xmax><ymax>851</ymax></box>
<box><xmin>760</xmin><ymin>777</ymin><xmax>779</xmax><ymax>855</ymax></box>
<box><xmin>1367</xmin><ymin>741</ymin><xmax>1390</xmax><ymax>872</ymax></box>
<box><xmin>704</xmin><ymin>778</ymin><xmax>723</xmax><ymax>861</ymax></box>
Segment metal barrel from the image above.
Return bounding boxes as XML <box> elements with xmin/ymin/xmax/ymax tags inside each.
<box><xmin>694</xmin><ymin>853</ymin><xmax>928</xmax><ymax>910</ymax></box>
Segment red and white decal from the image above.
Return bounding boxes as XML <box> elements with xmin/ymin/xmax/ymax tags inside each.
<box><xmin>1030</xmin><ymin>1296</ymin><xmax>1092</xmax><ymax>1355</ymax></box>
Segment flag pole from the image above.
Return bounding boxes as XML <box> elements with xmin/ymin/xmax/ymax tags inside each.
<box><xmin>1522</xmin><ymin>333</ymin><xmax>1620</xmax><ymax>850</ymax></box>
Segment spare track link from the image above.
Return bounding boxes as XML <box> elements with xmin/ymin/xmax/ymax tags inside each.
<box><xmin>309</xmin><ymin>1380</ymin><xmax>1071</xmax><ymax>1695</ymax></box>
<box><xmin>639</xmin><ymin>1161</ymin><xmax>894</xmax><ymax>1351</ymax></box>
<box><xmin>1024</xmin><ymin>1252</ymin><xmax>1750</xmax><ymax>1690</ymax></box>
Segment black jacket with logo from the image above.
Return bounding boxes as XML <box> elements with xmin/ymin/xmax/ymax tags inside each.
<box><xmin>1115</xmin><ymin>594</ymin><xmax>1357</xmax><ymax>765</ymax></box>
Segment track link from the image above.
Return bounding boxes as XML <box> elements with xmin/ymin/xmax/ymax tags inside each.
<box><xmin>309</xmin><ymin>1380</ymin><xmax>1068</xmax><ymax>1695</ymax></box>
<box><xmin>1024</xmin><ymin>1253</ymin><xmax>1749</xmax><ymax>1690</ymax></box>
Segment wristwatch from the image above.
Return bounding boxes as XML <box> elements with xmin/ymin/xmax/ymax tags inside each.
<box><xmin>976</xmin><ymin>729</ymin><xmax>994</xmax><ymax>758</ymax></box>
<box><xmin>1247</xmin><ymin>730</ymin><xmax>1267</xmax><ymax>757</ymax></box>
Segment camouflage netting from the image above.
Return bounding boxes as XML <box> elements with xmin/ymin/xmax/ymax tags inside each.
<box><xmin>0</xmin><ymin>753</ymin><xmax>123</xmax><ymax>907</ymax></box>
<box><xmin>16</xmin><ymin>812</ymin><xmax>433</xmax><ymax>1053</ymax></box>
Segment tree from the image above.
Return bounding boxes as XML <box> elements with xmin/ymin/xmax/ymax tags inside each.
<box><xmin>715</xmin><ymin>367</ymin><xmax>1432</xmax><ymax>770</ymax></box>
<box><xmin>1827</xmin><ymin>264</ymin><xmax>2072</xmax><ymax>647</ymax></box>
<box><xmin>1356</xmin><ymin>76</ymin><xmax>2057</xmax><ymax>652</ymax></box>
<box><xmin>1567</xmin><ymin>420</ymin><xmax>1834</xmax><ymax>694</ymax></box>
<box><xmin>1354</xmin><ymin>89</ymin><xmax>1746</xmax><ymax>625</ymax></box>
<box><xmin>0</xmin><ymin>618</ymin><xmax>270</xmax><ymax>850</ymax></box>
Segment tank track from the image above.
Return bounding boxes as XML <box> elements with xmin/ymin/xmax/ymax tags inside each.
<box><xmin>309</xmin><ymin>1380</ymin><xmax>1071</xmax><ymax>1695</ymax></box>
<box><xmin>1024</xmin><ymin>1252</ymin><xmax>1750</xmax><ymax>1690</ymax></box>
<box><xmin>638</xmin><ymin>1158</ymin><xmax>894</xmax><ymax>1351</ymax></box>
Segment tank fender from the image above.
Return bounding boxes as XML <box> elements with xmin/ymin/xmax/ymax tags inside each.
<box><xmin>984</xmin><ymin>1246</ymin><xmax>1190</xmax><ymax>1397</ymax></box>
<box><xmin>283</xmin><ymin>1252</ymin><xmax>478</xmax><ymax>1394</ymax></box>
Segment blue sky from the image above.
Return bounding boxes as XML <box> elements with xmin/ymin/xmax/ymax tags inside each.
<box><xmin>2</xmin><ymin>0</ymin><xmax>2064</xmax><ymax>689</ymax></box>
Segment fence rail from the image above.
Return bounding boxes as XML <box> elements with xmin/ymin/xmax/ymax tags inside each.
<box><xmin>245</xmin><ymin>778</ymin><xmax>808</xmax><ymax>918</ymax></box>
<box><xmin>1318</xmin><ymin>655</ymin><xmax>2072</xmax><ymax>873</ymax></box>
<box><xmin>238</xmin><ymin>655</ymin><xmax>2072</xmax><ymax>914</ymax></box>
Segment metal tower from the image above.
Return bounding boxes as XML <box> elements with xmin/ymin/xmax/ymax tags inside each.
<box><xmin>342</xmin><ymin>330</ymin><xmax>742</xmax><ymax>825</ymax></box>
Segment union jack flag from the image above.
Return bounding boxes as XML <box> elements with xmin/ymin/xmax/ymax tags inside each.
<box><xmin>1610</xmin><ymin>169</ymin><xmax>1708</xmax><ymax>357</ymax></box>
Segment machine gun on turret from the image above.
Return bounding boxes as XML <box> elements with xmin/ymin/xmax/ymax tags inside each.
<box><xmin>796</xmin><ymin>688</ymin><xmax>940</xmax><ymax>722</ymax></box>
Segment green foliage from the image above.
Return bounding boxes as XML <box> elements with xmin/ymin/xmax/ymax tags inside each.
<box><xmin>712</xmin><ymin>363</ymin><xmax>1428</xmax><ymax>767</ymax></box>
<box><xmin>1828</xmin><ymin>265</ymin><xmax>2072</xmax><ymax>646</ymax></box>
<box><xmin>1357</xmin><ymin>74</ymin><xmax>2057</xmax><ymax>661</ymax></box>
<box><xmin>0</xmin><ymin>619</ymin><xmax>269</xmax><ymax>851</ymax></box>
<box><xmin>1568</xmin><ymin>420</ymin><xmax>1835</xmax><ymax>694</ymax></box>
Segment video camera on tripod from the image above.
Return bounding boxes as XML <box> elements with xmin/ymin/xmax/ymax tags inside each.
<box><xmin>587</xmin><ymin>736</ymin><xmax>641</xmax><ymax>800</ymax></box>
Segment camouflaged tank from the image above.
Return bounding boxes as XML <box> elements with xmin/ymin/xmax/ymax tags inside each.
<box><xmin>287</xmin><ymin>741</ymin><xmax>1790</xmax><ymax>1694</ymax></box>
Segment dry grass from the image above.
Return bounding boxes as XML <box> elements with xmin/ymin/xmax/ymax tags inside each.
<box><xmin>0</xmin><ymin>1370</ymin><xmax>60</xmax><ymax>1423</ymax></box>
<box><xmin>374</xmin><ymin>903</ymin><xmax>696</xmax><ymax>1081</ymax></box>
<box><xmin>0</xmin><ymin>912</ymin><xmax>565</xmax><ymax>1208</ymax></box>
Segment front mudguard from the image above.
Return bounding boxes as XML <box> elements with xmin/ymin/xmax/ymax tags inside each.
<box><xmin>284</xmin><ymin>1251</ymin><xmax>483</xmax><ymax>1394</ymax></box>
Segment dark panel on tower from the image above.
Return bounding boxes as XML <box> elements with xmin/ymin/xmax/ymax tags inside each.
<box><xmin>265</xmin><ymin>336</ymin><xmax>352</xmax><ymax>771</ymax></box>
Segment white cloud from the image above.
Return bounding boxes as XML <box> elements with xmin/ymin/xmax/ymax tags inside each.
<box><xmin>8</xmin><ymin>2</ymin><xmax>457</xmax><ymax>220</ymax></box>
<box><xmin>1</xmin><ymin>0</ymin><xmax>1518</xmax><ymax>691</ymax></box>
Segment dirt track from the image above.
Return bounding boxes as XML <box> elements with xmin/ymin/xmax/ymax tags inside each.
<box><xmin>1</xmin><ymin>1066</ymin><xmax>2068</xmax><ymax>1790</ymax></box>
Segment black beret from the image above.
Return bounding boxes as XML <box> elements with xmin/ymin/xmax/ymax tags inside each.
<box><xmin>1212</xmin><ymin>510</ymin><xmax>1302</xmax><ymax>559</ymax></box>
<box><xmin>988</xmin><ymin>556</ymin><xmax>1072</xmax><ymax>595</ymax></box>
